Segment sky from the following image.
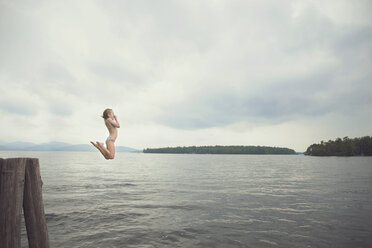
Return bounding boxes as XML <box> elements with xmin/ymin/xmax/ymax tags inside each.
<box><xmin>0</xmin><ymin>0</ymin><xmax>371</xmax><ymax>151</ymax></box>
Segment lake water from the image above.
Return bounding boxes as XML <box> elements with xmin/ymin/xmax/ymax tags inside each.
<box><xmin>1</xmin><ymin>151</ymin><xmax>372</xmax><ymax>248</ymax></box>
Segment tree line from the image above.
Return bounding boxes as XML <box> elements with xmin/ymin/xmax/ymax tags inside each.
<box><xmin>143</xmin><ymin>145</ymin><xmax>296</xmax><ymax>155</ymax></box>
<box><xmin>304</xmin><ymin>136</ymin><xmax>372</xmax><ymax>156</ymax></box>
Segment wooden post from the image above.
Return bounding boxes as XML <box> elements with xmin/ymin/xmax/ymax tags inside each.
<box><xmin>23</xmin><ymin>158</ymin><xmax>50</xmax><ymax>248</ymax></box>
<box><xmin>0</xmin><ymin>158</ymin><xmax>27</xmax><ymax>248</ymax></box>
<box><xmin>0</xmin><ymin>158</ymin><xmax>50</xmax><ymax>248</ymax></box>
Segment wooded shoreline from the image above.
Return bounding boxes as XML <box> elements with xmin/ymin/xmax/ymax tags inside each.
<box><xmin>305</xmin><ymin>136</ymin><xmax>372</xmax><ymax>156</ymax></box>
<box><xmin>143</xmin><ymin>145</ymin><xmax>296</xmax><ymax>155</ymax></box>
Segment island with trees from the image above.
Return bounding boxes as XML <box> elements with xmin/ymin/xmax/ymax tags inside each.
<box><xmin>304</xmin><ymin>136</ymin><xmax>372</xmax><ymax>156</ymax></box>
<box><xmin>143</xmin><ymin>145</ymin><xmax>296</xmax><ymax>155</ymax></box>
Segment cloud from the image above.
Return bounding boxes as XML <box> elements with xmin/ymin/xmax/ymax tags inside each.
<box><xmin>152</xmin><ymin>1</ymin><xmax>372</xmax><ymax>130</ymax></box>
<box><xmin>0</xmin><ymin>81</ymin><xmax>41</xmax><ymax>115</ymax></box>
<box><xmin>43</xmin><ymin>64</ymin><xmax>76</xmax><ymax>84</ymax></box>
<box><xmin>0</xmin><ymin>0</ymin><xmax>371</xmax><ymax>151</ymax></box>
<box><xmin>0</xmin><ymin>97</ymin><xmax>38</xmax><ymax>116</ymax></box>
<box><xmin>90</xmin><ymin>63</ymin><xmax>144</xmax><ymax>85</ymax></box>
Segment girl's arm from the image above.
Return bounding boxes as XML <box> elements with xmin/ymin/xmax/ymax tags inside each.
<box><xmin>114</xmin><ymin>115</ymin><xmax>120</xmax><ymax>128</ymax></box>
<box><xmin>108</xmin><ymin>116</ymin><xmax>120</xmax><ymax>128</ymax></box>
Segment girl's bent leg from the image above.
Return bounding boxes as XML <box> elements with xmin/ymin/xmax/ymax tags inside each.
<box><xmin>91</xmin><ymin>141</ymin><xmax>112</xmax><ymax>160</ymax></box>
<box><xmin>106</xmin><ymin>140</ymin><xmax>115</xmax><ymax>159</ymax></box>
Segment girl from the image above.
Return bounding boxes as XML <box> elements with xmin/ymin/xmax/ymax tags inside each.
<box><xmin>91</xmin><ymin>108</ymin><xmax>120</xmax><ymax>160</ymax></box>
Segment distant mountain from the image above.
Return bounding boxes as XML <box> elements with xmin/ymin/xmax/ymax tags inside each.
<box><xmin>2</xmin><ymin>141</ymin><xmax>37</xmax><ymax>150</ymax></box>
<box><xmin>0</xmin><ymin>141</ymin><xmax>140</xmax><ymax>153</ymax></box>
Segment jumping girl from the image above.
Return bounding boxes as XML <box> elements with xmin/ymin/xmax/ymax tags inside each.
<box><xmin>91</xmin><ymin>108</ymin><xmax>120</xmax><ymax>160</ymax></box>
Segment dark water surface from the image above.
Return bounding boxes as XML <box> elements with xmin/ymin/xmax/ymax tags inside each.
<box><xmin>1</xmin><ymin>151</ymin><xmax>372</xmax><ymax>247</ymax></box>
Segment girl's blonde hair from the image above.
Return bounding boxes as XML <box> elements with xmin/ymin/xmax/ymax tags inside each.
<box><xmin>102</xmin><ymin>108</ymin><xmax>113</xmax><ymax>119</ymax></box>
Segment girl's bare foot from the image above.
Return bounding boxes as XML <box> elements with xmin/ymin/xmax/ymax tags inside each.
<box><xmin>97</xmin><ymin>142</ymin><xmax>105</xmax><ymax>148</ymax></box>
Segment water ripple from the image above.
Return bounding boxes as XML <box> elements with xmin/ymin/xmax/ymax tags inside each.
<box><xmin>2</xmin><ymin>152</ymin><xmax>370</xmax><ymax>248</ymax></box>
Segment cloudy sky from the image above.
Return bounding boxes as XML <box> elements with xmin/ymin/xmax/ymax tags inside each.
<box><xmin>0</xmin><ymin>0</ymin><xmax>371</xmax><ymax>151</ymax></box>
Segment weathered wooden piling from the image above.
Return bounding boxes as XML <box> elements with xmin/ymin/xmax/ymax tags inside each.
<box><xmin>23</xmin><ymin>158</ymin><xmax>50</xmax><ymax>248</ymax></box>
<box><xmin>0</xmin><ymin>158</ymin><xmax>27</xmax><ymax>248</ymax></box>
<box><xmin>0</xmin><ymin>158</ymin><xmax>49</xmax><ymax>248</ymax></box>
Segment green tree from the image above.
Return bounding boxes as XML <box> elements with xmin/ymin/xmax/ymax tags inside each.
<box><xmin>304</xmin><ymin>136</ymin><xmax>372</xmax><ymax>156</ymax></box>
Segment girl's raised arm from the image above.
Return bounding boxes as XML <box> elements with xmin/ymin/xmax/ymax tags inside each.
<box><xmin>108</xmin><ymin>116</ymin><xmax>120</xmax><ymax>128</ymax></box>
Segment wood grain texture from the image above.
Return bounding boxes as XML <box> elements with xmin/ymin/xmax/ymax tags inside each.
<box><xmin>0</xmin><ymin>158</ymin><xmax>27</xmax><ymax>248</ymax></box>
<box><xmin>23</xmin><ymin>158</ymin><xmax>50</xmax><ymax>248</ymax></box>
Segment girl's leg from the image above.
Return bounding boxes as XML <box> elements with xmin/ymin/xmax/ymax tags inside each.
<box><xmin>90</xmin><ymin>141</ymin><xmax>111</xmax><ymax>159</ymax></box>
<box><xmin>105</xmin><ymin>140</ymin><xmax>115</xmax><ymax>159</ymax></box>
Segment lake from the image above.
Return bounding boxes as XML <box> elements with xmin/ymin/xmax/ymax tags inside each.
<box><xmin>1</xmin><ymin>151</ymin><xmax>372</xmax><ymax>247</ymax></box>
